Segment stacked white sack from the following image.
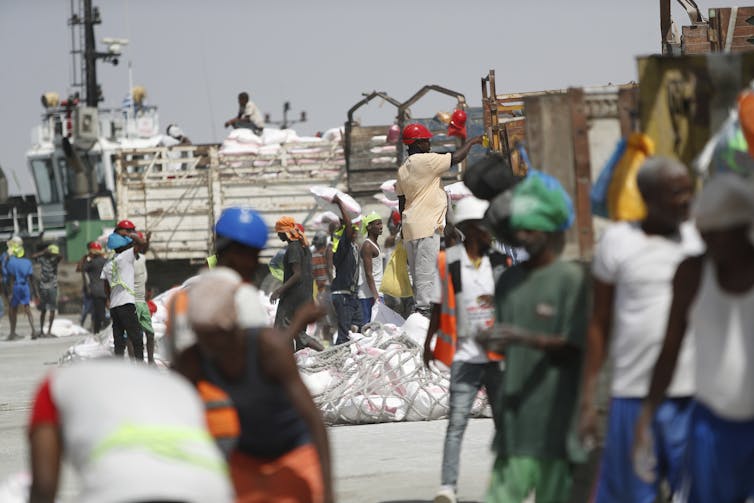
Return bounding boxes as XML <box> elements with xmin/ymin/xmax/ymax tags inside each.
<box><xmin>309</xmin><ymin>186</ymin><xmax>362</xmax><ymax>218</ymax></box>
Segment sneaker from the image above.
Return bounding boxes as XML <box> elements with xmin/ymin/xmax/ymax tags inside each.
<box><xmin>433</xmin><ymin>486</ymin><xmax>457</xmax><ymax>503</ymax></box>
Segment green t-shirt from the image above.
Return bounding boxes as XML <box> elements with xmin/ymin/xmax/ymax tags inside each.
<box><xmin>493</xmin><ymin>259</ymin><xmax>588</xmax><ymax>461</ymax></box>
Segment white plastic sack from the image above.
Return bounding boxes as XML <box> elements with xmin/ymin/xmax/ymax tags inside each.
<box><xmin>261</xmin><ymin>127</ymin><xmax>298</xmax><ymax>145</ymax></box>
<box><xmin>380</xmin><ymin>179</ymin><xmax>398</xmax><ymax>197</ymax></box>
<box><xmin>322</xmin><ymin>127</ymin><xmax>344</xmax><ymax>142</ymax></box>
<box><xmin>336</xmin><ymin>395</ymin><xmax>406</xmax><ymax>423</ymax></box>
<box><xmin>309</xmin><ymin>186</ymin><xmax>361</xmax><ymax>218</ymax></box>
<box><xmin>373</xmin><ymin>193</ymin><xmax>399</xmax><ymax>209</ymax></box>
<box><xmin>49</xmin><ymin>318</ymin><xmax>89</xmax><ymax>337</ymax></box>
<box><xmin>227</xmin><ymin>128</ymin><xmax>263</xmax><ymax>145</ymax></box>
<box><xmin>301</xmin><ymin>370</ymin><xmax>334</xmax><ymax>396</ymax></box>
<box><xmin>401</xmin><ymin>313</ymin><xmax>430</xmax><ymax>346</ymax></box>
<box><xmin>445</xmin><ymin>181</ymin><xmax>473</xmax><ymax>201</ymax></box>
<box><xmin>311</xmin><ymin>211</ymin><xmax>341</xmax><ymax>230</ymax></box>
<box><xmin>371</xmin><ymin>302</ymin><xmax>405</xmax><ymax>327</ymax></box>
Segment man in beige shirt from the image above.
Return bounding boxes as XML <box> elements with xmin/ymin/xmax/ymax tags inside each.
<box><xmin>396</xmin><ymin>123</ymin><xmax>482</xmax><ymax>316</ymax></box>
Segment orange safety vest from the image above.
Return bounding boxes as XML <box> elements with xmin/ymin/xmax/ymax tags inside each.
<box><xmin>167</xmin><ymin>289</ymin><xmax>240</xmax><ymax>455</ymax></box>
<box><xmin>432</xmin><ymin>247</ymin><xmax>503</xmax><ymax>366</ymax></box>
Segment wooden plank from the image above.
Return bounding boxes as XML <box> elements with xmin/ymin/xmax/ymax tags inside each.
<box><xmin>568</xmin><ymin>88</ymin><xmax>594</xmax><ymax>261</ymax></box>
<box><xmin>524</xmin><ymin>93</ymin><xmax>580</xmax><ymax>259</ymax></box>
<box><xmin>618</xmin><ymin>86</ymin><xmax>639</xmax><ymax>136</ymax></box>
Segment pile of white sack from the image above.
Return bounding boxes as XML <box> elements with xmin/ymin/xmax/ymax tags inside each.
<box><xmin>219</xmin><ymin>127</ymin><xmax>343</xmax><ymax>156</ymax></box>
<box><xmin>58</xmin><ymin>279</ymin><xmax>488</xmax><ymax>425</ymax></box>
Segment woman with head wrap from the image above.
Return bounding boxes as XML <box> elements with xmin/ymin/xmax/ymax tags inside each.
<box><xmin>477</xmin><ymin>172</ymin><xmax>589</xmax><ymax>503</ymax></box>
<box><xmin>357</xmin><ymin>211</ymin><xmax>384</xmax><ymax>324</ymax></box>
<box><xmin>635</xmin><ymin>173</ymin><xmax>754</xmax><ymax>502</ymax></box>
<box><xmin>271</xmin><ymin>217</ymin><xmax>319</xmax><ymax>351</ymax></box>
<box><xmin>172</xmin><ymin>268</ymin><xmax>332</xmax><ymax>503</ymax></box>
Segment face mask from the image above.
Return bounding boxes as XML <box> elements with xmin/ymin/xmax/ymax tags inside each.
<box><xmin>521</xmin><ymin>234</ymin><xmax>547</xmax><ymax>257</ymax></box>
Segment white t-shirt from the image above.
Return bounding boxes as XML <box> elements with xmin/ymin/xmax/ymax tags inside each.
<box><xmin>592</xmin><ymin>221</ymin><xmax>704</xmax><ymax>397</ymax></box>
<box><xmin>430</xmin><ymin>246</ymin><xmax>495</xmax><ymax>364</ymax></box>
<box><xmin>101</xmin><ymin>248</ymin><xmax>136</xmax><ymax>308</ymax></box>
<box><xmin>242</xmin><ymin>101</ymin><xmax>264</xmax><ymax>128</ymax></box>
<box><xmin>691</xmin><ymin>260</ymin><xmax>754</xmax><ymax>420</ymax></box>
<box><xmin>134</xmin><ymin>254</ymin><xmax>147</xmax><ymax>303</ymax></box>
<box><xmin>37</xmin><ymin>360</ymin><xmax>234</xmax><ymax>503</ymax></box>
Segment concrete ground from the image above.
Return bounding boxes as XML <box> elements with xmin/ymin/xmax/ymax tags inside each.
<box><xmin>0</xmin><ymin>314</ymin><xmax>496</xmax><ymax>503</ymax></box>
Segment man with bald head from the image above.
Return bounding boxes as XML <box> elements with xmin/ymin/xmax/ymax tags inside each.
<box><xmin>578</xmin><ymin>157</ymin><xmax>703</xmax><ymax>502</ymax></box>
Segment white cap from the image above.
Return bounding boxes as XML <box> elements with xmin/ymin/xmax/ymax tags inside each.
<box><xmin>453</xmin><ymin>196</ymin><xmax>490</xmax><ymax>224</ymax></box>
<box><xmin>167</xmin><ymin>124</ymin><xmax>183</xmax><ymax>139</ymax></box>
<box><xmin>694</xmin><ymin>174</ymin><xmax>754</xmax><ymax>232</ymax></box>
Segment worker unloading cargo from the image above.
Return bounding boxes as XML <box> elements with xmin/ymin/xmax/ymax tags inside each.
<box><xmin>396</xmin><ymin>124</ymin><xmax>482</xmax><ymax>317</ymax></box>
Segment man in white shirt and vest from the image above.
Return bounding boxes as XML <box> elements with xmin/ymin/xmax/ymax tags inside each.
<box><xmin>423</xmin><ymin>196</ymin><xmax>505</xmax><ymax>503</ymax></box>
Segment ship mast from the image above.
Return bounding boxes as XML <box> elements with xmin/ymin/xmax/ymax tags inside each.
<box><xmin>68</xmin><ymin>0</ymin><xmax>119</xmax><ymax>106</ymax></box>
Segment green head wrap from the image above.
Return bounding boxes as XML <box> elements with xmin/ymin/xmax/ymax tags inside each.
<box><xmin>510</xmin><ymin>174</ymin><xmax>571</xmax><ymax>232</ymax></box>
<box><xmin>361</xmin><ymin>211</ymin><xmax>382</xmax><ymax>235</ymax></box>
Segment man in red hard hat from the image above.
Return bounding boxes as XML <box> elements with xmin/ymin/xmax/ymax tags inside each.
<box><xmin>396</xmin><ymin>123</ymin><xmax>482</xmax><ymax>317</ymax></box>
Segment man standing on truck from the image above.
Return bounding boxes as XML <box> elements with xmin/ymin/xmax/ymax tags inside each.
<box><xmin>224</xmin><ymin>91</ymin><xmax>264</xmax><ymax>135</ymax></box>
<box><xmin>579</xmin><ymin>158</ymin><xmax>701</xmax><ymax>503</ymax></box>
<box><xmin>32</xmin><ymin>244</ymin><xmax>63</xmax><ymax>337</ymax></box>
<box><xmin>396</xmin><ymin>124</ymin><xmax>482</xmax><ymax>317</ymax></box>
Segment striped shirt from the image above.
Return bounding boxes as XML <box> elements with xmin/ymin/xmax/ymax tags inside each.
<box><xmin>311</xmin><ymin>249</ymin><xmax>330</xmax><ymax>290</ymax></box>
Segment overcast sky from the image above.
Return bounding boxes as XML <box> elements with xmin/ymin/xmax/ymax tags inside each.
<box><xmin>1</xmin><ymin>0</ymin><xmax>751</xmax><ymax>195</ymax></box>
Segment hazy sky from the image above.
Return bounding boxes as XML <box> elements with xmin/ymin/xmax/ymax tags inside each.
<box><xmin>1</xmin><ymin>0</ymin><xmax>751</xmax><ymax>195</ymax></box>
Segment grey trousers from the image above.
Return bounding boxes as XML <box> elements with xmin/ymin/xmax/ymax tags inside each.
<box><xmin>441</xmin><ymin>360</ymin><xmax>503</xmax><ymax>488</ymax></box>
<box><xmin>405</xmin><ymin>232</ymin><xmax>441</xmax><ymax>313</ymax></box>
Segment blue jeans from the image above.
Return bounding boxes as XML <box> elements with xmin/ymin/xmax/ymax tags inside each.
<box><xmin>331</xmin><ymin>292</ymin><xmax>359</xmax><ymax>345</ymax></box>
<box><xmin>441</xmin><ymin>360</ymin><xmax>503</xmax><ymax>488</ymax></box>
<box><xmin>359</xmin><ymin>297</ymin><xmax>383</xmax><ymax>325</ymax></box>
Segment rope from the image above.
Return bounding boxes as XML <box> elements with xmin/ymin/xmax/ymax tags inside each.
<box><xmin>298</xmin><ymin>323</ymin><xmax>492</xmax><ymax>425</ymax></box>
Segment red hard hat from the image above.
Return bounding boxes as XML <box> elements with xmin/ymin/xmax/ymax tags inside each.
<box><xmin>450</xmin><ymin>109</ymin><xmax>467</xmax><ymax>127</ymax></box>
<box><xmin>402</xmin><ymin>123</ymin><xmax>433</xmax><ymax>145</ymax></box>
<box><xmin>116</xmin><ymin>219</ymin><xmax>136</xmax><ymax>230</ymax></box>
<box><xmin>88</xmin><ymin>241</ymin><xmax>102</xmax><ymax>251</ymax></box>
<box><xmin>136</xmin><ymin>231</ymin><xmax>145</xmax><ymax>240</ymax></box>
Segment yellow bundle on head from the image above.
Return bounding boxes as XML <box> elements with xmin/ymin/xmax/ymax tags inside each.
<box><xmin>607</xmin><ymin>132</ymin><xmax>655</xmax><ymax>221</ymax></box>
